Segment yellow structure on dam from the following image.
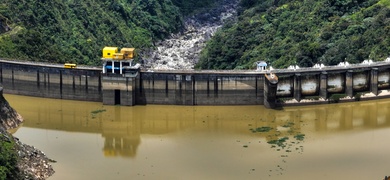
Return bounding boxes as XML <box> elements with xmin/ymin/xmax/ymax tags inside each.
<box><xmin>101</xmin><ymin>46</ymin><xmax>140</xmax><ymax>106</ymax></box>
<box><xmin>101</xmin><ymin>46</ymin><xmax>138</xmax><ymax>75</ymax></box>
<box><xmin>102</xmin><ymin>47</ymin><xmax>135</xmax><ymax>60</ymax></box>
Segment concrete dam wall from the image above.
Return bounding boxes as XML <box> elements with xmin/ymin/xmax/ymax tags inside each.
<box><xmin>0</xmin><ymin>61</ymin><xmax>102</xmax><ymax>101</ymax></box>
<box><xmin>0</xmin><ymin>60</ymin><xmax>264</xmax><ymax>106</ymax></box>
<box><xmin>2</xmin><ymin>59</ymin><xmax>390</xmax><ymax>108</ymax></box>
<box><xmin>135</xmin><ymin>72</ymin><xmax>264</xmax><ymax>105</ymax></box>
<box><xmin>273</xmin><ymin>63</ymin><xmax>390</xmax><ymax>105</ymax></box>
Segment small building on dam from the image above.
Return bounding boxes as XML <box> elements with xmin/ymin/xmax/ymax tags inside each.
<box><xmin>1</xmin><ymin>57</ymin><xmax>390</xmax><ymax>109</ymax></box>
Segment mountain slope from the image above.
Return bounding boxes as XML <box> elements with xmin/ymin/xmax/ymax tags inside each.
<box><xmin>0</xmin><ymin>0</ymin><xmax>185</xmax><ymax>65</ymax></box>
<box><xmin>196</xmin><ymin>0</ymin><xmax>390</xmax><ymax>69</ymax></box>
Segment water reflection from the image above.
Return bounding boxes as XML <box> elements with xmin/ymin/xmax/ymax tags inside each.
<box><xmin>6</xmin><ymin>94</ymin><xmax>390</xmax><ymax>158</ymax></box>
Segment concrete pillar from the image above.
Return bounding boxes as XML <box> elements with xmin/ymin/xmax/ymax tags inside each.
<box><xmin>60</xmin><ymin>70</ymin><xmax>63</xmax><ymax>98</ymax></box>
<box><xmin>370</xmin><ymin>68</ymin><xmax>378</xmax><ymax>95</ymax></box>
<box><xmin>103</xmin><ymin>61</ymin><xmax>106</xmax><ymax>74</ymax></box>
<box><xmin>294</xmin><ymin>73</ymin><xmax>301</xmax><ymax>102</ymax></box>
<box><xmin>37</xmin><ymin>70</ymin><xmax>40</xmax><ymax>88</ymax></box>
<box><xmin>264</xmin><ymin>73</ymin><xmax>278</xmax><ymax>109</ymax></box>
<box><xmin>320</xmin><ymin>71</ymin><xmax>328</xmax><ymax>99</ymax></box>
<box><xmin>112</xmin><ymin>60</ymin><xmax>114</xmax><ymax>74</ymax></box>
<box><xmin>184</xmin><ymin>75</ymin><xmax>195</xmax><ymax>105</ymax></box>
<box><xmin>175</xmin><ymin>75</ymin><xmax>183</xmax><ymax>104</ymax></box>
<box><xmin>120</xmin><ymin>61</ymin><xmax>123</xmax><ymax>74</ymax></box>
<box><xmin>121</xmin><ymin>77</ymin><xmax>135</xmax><ymax>106</ymax></box>
<box><xmin>346</xmin><ymin>70</ymin><xmax>353</xmax><ymax>97</ymax></box>
<box><xmin>215</xmin><ymin>77</ymin><xmax>219</xmax><ymax>96</ymax></box>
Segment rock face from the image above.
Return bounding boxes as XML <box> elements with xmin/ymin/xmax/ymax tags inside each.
<box><xmin>0</xmin><ymin>87</ymin><xmax>55</xmax><ymax>179</ymax></box>
<box><xmin>0</xmin><ymin>87</ymin><xmax>23</xmax><ymax>129</ymax></box>
<box><xmin>142</xmin><ymin>0</ymin><xmax>239</xmax><ymax>70</ymax></box>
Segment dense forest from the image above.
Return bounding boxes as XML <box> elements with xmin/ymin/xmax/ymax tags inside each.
<box><xmin>0</xmin><ymin>0</ymin><xmax>389</xmax><ymax>69</ymax></box>
<box><xmin>0</xmin><ymin>0</ymin><xmax>216</xmax><ymax>65</ymax></box>
<box><xmin>197</xmin><ymin>0</ymin><xmax>390</xmax><ymax>69</ymax></box>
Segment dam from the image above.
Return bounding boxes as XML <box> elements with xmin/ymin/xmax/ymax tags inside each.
<box><xmin>1</xmin><ymin>59</ymin><xmax>390</xmax><ymax>108</ymax></box>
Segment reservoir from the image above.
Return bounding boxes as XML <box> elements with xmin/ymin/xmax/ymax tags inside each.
<box><xmin>6</xmin><ymin>94</ymin><xmax>390</xmax><ymax>180</ymax></box>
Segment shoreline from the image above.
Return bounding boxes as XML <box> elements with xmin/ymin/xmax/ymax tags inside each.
<box><xmin>0</xmin><ymin>87</ymin><xmax>55</xmax><ymax>179</ymax></box>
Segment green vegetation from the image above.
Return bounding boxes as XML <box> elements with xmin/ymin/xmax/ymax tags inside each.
<box><xmin>294</xmin><ymin>133</ymin><xmax>305</xmax><ymax>141</ymax></box>
<box><xmin>250</xmin><ymin>126</ymin><xmax>273</xmax><ymax>133</ymax></box>
<box><xmin>91</xmin><ymin>109</ymin><xmax>106</xmax><ymax>114</ymax></box>
<box><xmin>1</xmin><ymin>0</ymin><xmax>388</xmax><ymax>69</ymax></box>
<box><xmin>282</xmin><ymin>122</ymin><xmax>294</xmax><ymax>128</ymax></box>
<box><xmin>197</xmin><ymin>0</ymin><xmax>390</xmax><ymax>69</ymax></box>
<box><xmin>354</xmin><ymin>92</ymin><xmax>362</xmax><ymax>101</ymax></box>
<box><xmin>171</xmin><ymin>0</ymin><xmax>218</xmax><ymax>15</ymax></box>
<box><xmin>268</xmin><ymin>136</ymin><xmax>289</xmax><ymax>148</ymax></box>
<box><xmin>91</xmin><ymin>109</ymin><xmax>106</xmax><ymax>119</ymax></box>
<box><xmin>0</xmin><ymin>0</ymin><xmax>198</xmax><ymax>65</ymax></box>
<box><xmin>0</xmin><ymin>133</ymin><xmax>18</xmax><ymax>180</ymax></box>
<box><xmin>0</xmin><ymin>0</ymin><xmax>219</xmax><ymax>65</ymax></box>
<box><xmin>329</xmin><ymin>93</ymin><xmax>347</xmax><ymax>103</ymax></box>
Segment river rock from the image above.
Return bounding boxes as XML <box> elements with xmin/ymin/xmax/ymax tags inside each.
<box><xmin>142</xmin><ymin>0</ymin><xmax>239</xmax><ymax>70</ymax></box>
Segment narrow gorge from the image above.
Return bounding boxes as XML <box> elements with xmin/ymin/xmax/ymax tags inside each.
<box><xmin>142</xmin><ymin>0</ymin><xmax>239</xmax><ymax>70</ymax></box>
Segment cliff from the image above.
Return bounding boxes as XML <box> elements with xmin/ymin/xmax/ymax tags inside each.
<box><xmin>0</xmin><ymin>87</ymin><xmax>55</xmax><ymax>179</ymax></box>
<box><xmin>0</xmin><ymin>87</ymin><xmax>23</xmax><ymax>129</ymax></box>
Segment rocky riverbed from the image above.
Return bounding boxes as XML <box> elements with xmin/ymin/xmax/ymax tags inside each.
<box><xmin>142</xmin><ymin>0</ymin><xmax>239</xmax><ymax>70</ymax></box>
<box><xmin>0</xmin><ymin>87</ymin><xmax>54</xmax><ymax>179</ymax></box>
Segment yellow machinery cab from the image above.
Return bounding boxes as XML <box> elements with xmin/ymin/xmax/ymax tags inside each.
<box><xmin>120</xmin><ymin>48</ymin><xmax>135</xmax><ymax>59</ymax></box>
<box><xmin>112</xmin><ymin>53</ymin><xmax>124</xmax><ymax>60</ymax></box>
<box><xmin>102</xmin><ymin>47</ymin><xmax>119</xmax><ymax>59</ymax></box>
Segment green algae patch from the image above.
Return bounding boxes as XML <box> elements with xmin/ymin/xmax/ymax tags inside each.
<box><xmin>294</xmin><ymin>134</ymin><xmax>305</xmax><ymax>141</ymax></box>
<box><xmin>267</xmin><ymin>137</ymin><xmax>289</xmax><ymax>148</ymax></box>
<box><xmin>282</xmin><ymin>122</ymin><xmax>294</xmax><ymax>128</ymax></box>
<box><xmin>250</xmin><ymin>126</ymin><xmax>273</xmax><ymax>133</ymax></box>
<box><xmin>91</xmin><ymin>109</ymin><xmax>106</xmax><ymax>119</ymax></box>
<box><xmin>91</xmin><ymin>109</ymin><xmax>106</xmax><ymax>114</ymax></box>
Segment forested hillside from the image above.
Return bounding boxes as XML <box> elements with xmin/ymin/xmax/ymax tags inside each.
<box><xmin>0</xmin><ymin>0</ymin><xmax>389</xmax><ymax>69</ymax></box>
<box><xmin>196</xmin><ymin>0</ymin><xmax>390</xmax><ymax>69</ymax></box>
<box><xmin>0</xmin><ymin>0</ymin><xmax>216</xmax><ymax>65</ymax></box>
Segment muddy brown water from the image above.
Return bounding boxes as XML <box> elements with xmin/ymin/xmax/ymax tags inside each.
<box><xmin>5</xmin><ymin>94</ymin><xmax>390</xmax><ymax>180</ymax></box>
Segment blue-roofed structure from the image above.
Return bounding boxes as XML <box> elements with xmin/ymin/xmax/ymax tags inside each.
<box><xmin>256</xmin><ymin>61</ymin><xmax>267</xmax><ymax>71</ymax></box>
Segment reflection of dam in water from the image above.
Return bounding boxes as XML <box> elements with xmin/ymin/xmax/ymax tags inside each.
<box><xmin>9</xmin><ymin>94</ymin><xmax>390</xmax><ymax>158</ymax></box>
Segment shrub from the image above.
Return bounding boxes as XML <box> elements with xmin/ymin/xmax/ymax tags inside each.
<box><xmin>329</xmin><ymin>93</ymin><xmax>346</xmax><ymax>103</ymax></box>
<box><xmin>354</xmin><ymin>93</ymin><xmax>362</xmax><ymax>101</ymax></box>
<box><xmin>0</xmin><ymin>133</ymin><xmax>18</xmax><ymax>180</ymax></box>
